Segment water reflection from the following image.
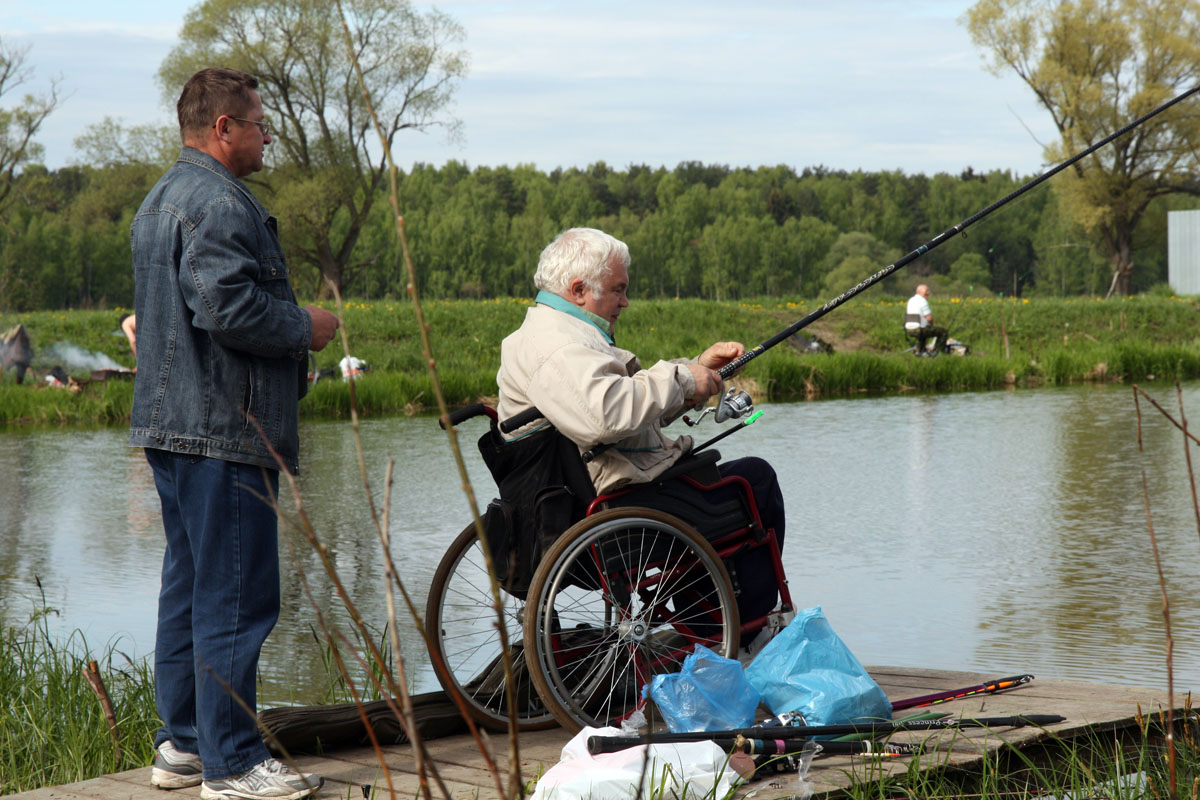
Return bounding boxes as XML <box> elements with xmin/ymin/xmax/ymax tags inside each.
<box><xmin>974</xmin><ymin>386</ymin><xmax>1199</xmax><ymax>687</ymax></box>
<box><xmin>1</xmin><ymin>383</ymin><xmax>1197</xmax><ymax>706</ymax></box>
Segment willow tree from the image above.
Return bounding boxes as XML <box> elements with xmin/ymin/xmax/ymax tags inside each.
<box><xmin>159</xmin><ymin>0</ymin><xmax>467</xmax><ymax>296</ymax></box>
<box><xmin>0</xmin><ymin>38</ymin><xmax>60</xmax><ymax>220</ymax></box>
<box><xmin>964</xmin><ymin>0</ymin><xmax>1200</xmax><ymax>296</ymax></box>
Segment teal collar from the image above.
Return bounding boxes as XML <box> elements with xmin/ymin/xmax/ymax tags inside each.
<box><xmin>536</xmin><ymin>290</ymin><xmax>614</xmax><ymax>344</ymax></box>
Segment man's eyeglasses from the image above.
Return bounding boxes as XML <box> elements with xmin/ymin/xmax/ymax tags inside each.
<box><xmin>220</xmin><ymin>116</ymin><xmax>272</xmax><ymax>136</ymax></box>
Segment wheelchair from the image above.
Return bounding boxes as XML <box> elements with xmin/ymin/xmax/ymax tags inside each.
<box><xmin>424</xmin><ymin>402</ymin><xmax>793</xmax><ymax>733</ymax></box>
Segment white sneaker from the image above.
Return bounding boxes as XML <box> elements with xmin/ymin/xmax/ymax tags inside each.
<box><xmin>200</xmin><ymin>758</ymin><xmax>322</xmax><ymax>800</ymax></box>
<box><xmin>151</xmin><ymin>740</ymin><xmax>203</xmax><ymax>789</ymax></box>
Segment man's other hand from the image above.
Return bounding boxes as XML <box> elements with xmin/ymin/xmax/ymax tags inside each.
<box><xmin>305</xmin><ymin>305</ymin><xmax>340</xmax><ymax>351</ymax></box>
<box><xmin>698</xmin><ymin>341</ymin><xmax>746</xmax><ymax>371</ymax></box>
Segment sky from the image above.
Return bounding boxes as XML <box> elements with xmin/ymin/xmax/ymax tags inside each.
<box><xmin>1</xmin><ymin>0</ymin><xmax>1061</xmax><ymax>177</ymax></box>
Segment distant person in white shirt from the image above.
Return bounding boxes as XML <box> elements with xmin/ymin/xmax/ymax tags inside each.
<box><xmin>904</xmin><ymin>284</ymin><xmax>948</xmax><ymax>356</ymax></box>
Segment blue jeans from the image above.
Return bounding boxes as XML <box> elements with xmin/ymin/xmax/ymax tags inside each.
<box><xmin>146</xmin><ymin>449</ymin><xmax>280</xmax><ymax>780</ymax></box>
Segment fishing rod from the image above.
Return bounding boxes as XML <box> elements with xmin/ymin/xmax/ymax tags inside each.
<box><xmin>715</xmin><ymin>738</ymin><xmax>925</xmax><ymax>757</ymax></box>
<box><xmin>716</xmin><ymin>83</ymin><xmax>1200</xmax><ymax>381</ymax></box>
<box><xmin>586</xmin><ymin>714</ymin><xmax>1065</xmax><ymax>754</ymax></box>
<box><xmin>890</xmin><ymin>674</ymin><xmax>1034</xmax><ymax>711</ymax></box>
<box><xmin>692</xmin><ymin>409</ymin><xmax>763</xmax><ymax>454</ymax></box>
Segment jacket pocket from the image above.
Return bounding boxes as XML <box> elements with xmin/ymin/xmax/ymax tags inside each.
<box><xmin>258</xmin><ymin>254</ymin><xmax>293</xmax><ymax>301</ymax></box>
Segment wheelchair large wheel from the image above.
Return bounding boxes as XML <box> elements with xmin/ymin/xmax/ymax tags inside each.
<box><xmin>523</xmin><ymin>507</ymin><xmax>739</xmax><ymax>732</ymax></box>
<box><xmin>425</xmin><ymin>523</ymin><xmax>556</xmax><ymax>731</ymax></box>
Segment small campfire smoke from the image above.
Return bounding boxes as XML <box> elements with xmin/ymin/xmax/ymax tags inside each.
<box><xmin>42</xmin><ymin>342</ymin><xmax>124</xmax><ymax>372</ymax></box>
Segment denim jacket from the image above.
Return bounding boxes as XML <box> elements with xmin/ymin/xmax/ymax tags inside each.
<box><xmin>129</xmin><ymin>148</ymin><xmax>312</xmax><ymax>474</ymax></box>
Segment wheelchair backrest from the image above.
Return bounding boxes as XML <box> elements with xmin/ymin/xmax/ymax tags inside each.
<box><xmin>475</xmin><ymin>421</ymin><xmax>596</xmax><ymax>596</ymax></box>
<box><xmin>470</xmin><ymin>408</ymin><xmax>761</xmax><ymax>596</ymax></box>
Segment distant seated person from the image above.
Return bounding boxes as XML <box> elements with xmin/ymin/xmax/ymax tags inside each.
<box><xmin>496</xmin><ymin>227</ymin><xmax>785</xmax><ymax>623</ymax></box>
<box><xmin>119</xmin><ymin>313</ymin><xmax>137</xmax><ymax>361</ymax></box>
<box><xmin>905</xmin><ymin>284</ymin><xmax>949</xmax><ymax>356</ymax></box>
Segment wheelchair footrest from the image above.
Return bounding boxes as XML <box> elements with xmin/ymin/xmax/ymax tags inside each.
<box><xmin>739</xmin><ymin>607</ymin><xmax>796</xmax><ymax>665</ymax></box>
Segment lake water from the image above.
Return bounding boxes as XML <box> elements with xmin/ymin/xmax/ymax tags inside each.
<box><xmin>2</xmin><ymin>382</ymin><xmax>1198</xmax><ymax>706</ymax></box>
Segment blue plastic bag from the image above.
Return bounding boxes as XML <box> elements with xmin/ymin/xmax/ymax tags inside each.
<box><xmin>744</xmin><ymin>606</ymin><xmax>891</xmax><ymax>727</ymax></box>
<box><xmin>645</xmin><ymin>644</ymin><xmax>761</xmax><ymax>732</ymax></box>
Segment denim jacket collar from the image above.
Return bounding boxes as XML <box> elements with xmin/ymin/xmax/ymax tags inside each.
<box><xmin>177</xmin><ymin>147</ymin><xmax>272</xmax><ymax>223</ymax></box>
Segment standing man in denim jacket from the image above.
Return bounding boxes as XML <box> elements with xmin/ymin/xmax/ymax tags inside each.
<box><xmin>130</xmin><ymin>67</ymin><xmax>339</xmax><ymax>800</ymax></box>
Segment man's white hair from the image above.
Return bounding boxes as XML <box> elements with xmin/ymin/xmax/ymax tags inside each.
<box><xmin>534</xmin><ymin>228</ymin><xmax>630</xmax><ymax>295</ymax></box>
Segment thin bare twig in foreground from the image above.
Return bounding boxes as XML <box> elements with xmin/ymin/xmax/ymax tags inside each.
<box><xmin>1134</xmin><ymin>383</ymin><xmax>1181</xmax><ymax>799</ymax></box>
<box><xmin>1178</xmin><ymin>383</ymin><xmax>1200</xmax><ymax>543</ymax></box>
<box><xmin>1134</xmin><ymin>384</ymin><xmax>1200</xmax><ymax>451</ymax></box>
<box><xmin>272</xmin><ymin>500</ymin><xmax>403</xmax><ymax>798</ymax></box>
<box><xmin>311</xmin><ymin>293</ymin><xmax>511</xmax><ymax>793</ymax></box>
<box><xmin>255</xmin><ymin>431</ymin><xmax>409</xmax><ymax>798</ymax></box>
<box><xmin>203</xmin><ymin>655</ymin><xmax>337</xmax><ymax>792</ymax></box>
<box><xmin>1133</xmin><ymin>384</ymin><xmax>1143</xmax><ymax>449</ymax></box>
<box><xmin>335</xmin><ymin>6</ymin><xmax>521</xmax><ymax>798</ymax></box>
<box><xmin>1141</xmin><ymin>468</ymin><xmax>1177</xmax><ymax>800</ymax></box>
<box><xmin>325</xmin><ymin>285</ymin><xmax>437</xmax><ymax>800</ymax></box>
<box><xmin>293</xmin><ymin>351</ymin><xmax>509</xmax><ymax>799</ymax></box>
<box><xmin>249</xmin><ymin>416</ymin><xmax>453</xmax><ymax>800</ymax></box>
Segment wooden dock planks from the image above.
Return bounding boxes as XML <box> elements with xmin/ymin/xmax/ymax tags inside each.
<box><xmin>8</xmin><ymin>667</ymin><xmax>1189</xmax><ymax>800</ymax></box>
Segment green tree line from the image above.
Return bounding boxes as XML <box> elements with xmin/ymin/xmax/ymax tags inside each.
<box><xmin>6</xmin><ymin>0</ymin><xmax>1200</xmax><ymax>311</ymax></box>
<box><xmin>2</xmin><ymin>156</ymin><xmax>1196</xmax><ymax>312</ymax></box>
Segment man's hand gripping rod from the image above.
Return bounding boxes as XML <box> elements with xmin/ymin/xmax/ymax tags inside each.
<box><xmin>716</xmin><ymin>83</ymin><xmax>1200</xmax><ymax>380</ymax></box>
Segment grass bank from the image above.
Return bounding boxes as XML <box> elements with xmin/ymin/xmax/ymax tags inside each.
<box><xmin>2</xmin><ymin>294</ymin><xmax>1199</xmax><ymax>424</ymax></box>
<box><xmin>0</xmin><ymin>599</ymin><xmax>389</xmax><ymax>795</ymax></box>
<box><xmin>834</xmin><ymin>710</ymin><xmax>1199</xmax><ymax>800</ymax></box>
<box><xmin>0</xmin><ymin>609</ymin><xmax>159</xmax><ymax>795</ymax></box>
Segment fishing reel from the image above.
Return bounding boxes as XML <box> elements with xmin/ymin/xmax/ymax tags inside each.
<box><xmin>684</xmin><ymin>386</ymin><xmax>754</xmax><ymax>426</ymax></box>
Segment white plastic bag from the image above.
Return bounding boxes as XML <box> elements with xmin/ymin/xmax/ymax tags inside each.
<box><xmin>530</xmin><ymin>726</ymin><xmax>744</xmax><ymax>800</ymax></box>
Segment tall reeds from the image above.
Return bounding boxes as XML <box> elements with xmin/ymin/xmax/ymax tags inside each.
<box><xmin>0</xmin><ymin>595</ymin><xmax>158</xmax><ymax>794</ymax></box>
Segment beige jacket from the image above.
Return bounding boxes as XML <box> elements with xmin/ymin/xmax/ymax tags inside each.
<box><xmin>496</xmin><ymin>303</ymin><xmax>698</xmax><ymax>493</ymax></box>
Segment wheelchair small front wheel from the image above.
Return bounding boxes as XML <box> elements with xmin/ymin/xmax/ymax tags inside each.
<box><xmin>425</xmin><ymin>523</ymin><xmax>557</xmax><ymax>731</ymax></box>
<box><xmin>523</xmin><ymin>507</ymin><xmax>739</xmax><ymax>732</ymax></box>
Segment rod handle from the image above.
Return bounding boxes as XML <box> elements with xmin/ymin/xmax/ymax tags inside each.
<box><xmin>587</xmin><ymin>735</ymin><xmax>642</xmax><ymax>755</ymax></box>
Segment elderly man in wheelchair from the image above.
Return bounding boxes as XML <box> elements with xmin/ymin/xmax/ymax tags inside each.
<box><xmin>426</xmin><ymin>227</ymin><xmax>791</xmax><ymax>733</ymax></box>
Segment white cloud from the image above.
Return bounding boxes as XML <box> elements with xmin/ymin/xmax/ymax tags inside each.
<box><xmin>39</xmin><ymin>20</ymin><xmax>180</xmax><ymax>40</ymax></box>
<box><xmin>3</xmin><ymin>0</ymin><xmax>1061</xmax><ymax>175</ymax></box>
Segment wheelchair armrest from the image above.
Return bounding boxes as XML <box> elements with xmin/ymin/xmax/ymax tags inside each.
<box><xmin>655</xmin><ymin>448</ymin><xmax>721</xmax><ymax>484</ymax></box>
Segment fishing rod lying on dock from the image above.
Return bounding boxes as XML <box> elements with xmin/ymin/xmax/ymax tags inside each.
<box><xmin>714</xmin><ymin>84</ymin><xmax>1200</xmax><ymax>382</ymax></box>
<box><xmin>890</xmin><ymin>674</ymin><xmax>1035</xmax><ymax>711</ymax></box>
<box><xmin>716</xmin><ymin>738</ymin><xmax>926</xmax><ymax>758</ymax></box>
<box><xmin>586</xmin><ymin>714</ymin><xmax>1066</xmax><ymax>755</ymax></box>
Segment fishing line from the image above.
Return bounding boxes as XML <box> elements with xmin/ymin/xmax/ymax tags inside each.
<box><xmin>717</xmin><ymin>83</ymin><xmax>1200</xmax><ymax>380</ymax></box>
